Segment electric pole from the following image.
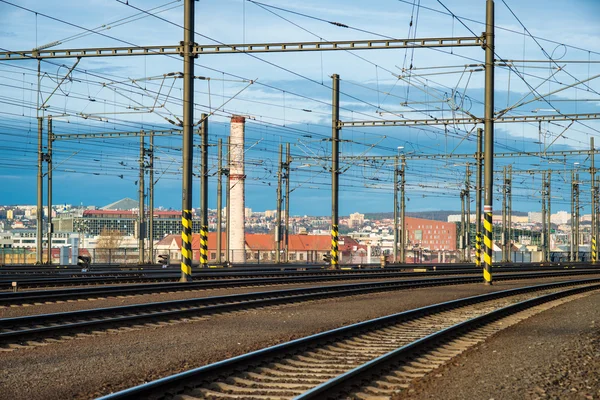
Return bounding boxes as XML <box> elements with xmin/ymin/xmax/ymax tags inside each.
<box><xmin>475</xmin><ymin>128</ymin><xmax>483</xmax><ymax>268</ymax></box>
<box><xmin>541</xmin><ymin>171</ymin><xmax>548</xmax><ymax>262</ymax></box>
<box><xmin>216</xmin><ymin>138</ymin><xmax>223</xmax><ymax>264</ymax></box>
<box><xmin>284</xmin><ymin>143</ymin><xmax>291</xmax><ymax>263</ymax></box>
<box><xmin>393</xmin><ymin>156</ymin><xmax>399</xmax><ymax>263</ymax></box>
<box><xmin>507</xmin><ymin>165</ymin><xmax>512</xmax><ymax>262</ymax></box>
<box><xmin>400</xmin><ymin>155</ymin><xmax>406</xmax><ymax>263</ymax></box>
<box><xmin>180</xmin><ymin>0</ymin><xmax>196</xmax><ymax>281</ymax></box>
<box><xmin>276</xmin><ymin>144</ymin><xmax>283</xmax><ymax>263</ymax></box>
<box><xmin>465</xmin><ymin>163</ymin><xmax>471</xmax><ymax>262</ymax></box>
<box><xmin>592</xmin><ymin>137</ymin><xmax>597</xmax><ymax>263</ymax></box>
<box><xmin>47</xmin><ymin>117</ymin><xmax>53</xmax><ymax>264</ymax></box>
<box><xmin>483</xmin><ymin>0</ymin><xmax>495</xmax><ymax>284</ymax></box>
<box><xmin>331</xmin><ymin>74</ymin><xmax>340</xmax><ymax>268</ymax></box>
<box><xmin>36</xmin><ymin>117</ymin><xmax>43</xmax><ymax>264</ymax></box>
<box><xmin>571</xmin><ymin>170</ymin><xmax>577</xmax><ymax>262</ymax></box>
<box><xmin>502</xmin><ymin>166</ymin><xmax>508</xmax><ymax>262</ymax></box>
<box><xmin>460</xmin><ymin>189</ymin><xmax>466</xmax><ymax>261</ymax></box>
<box><xmin>149</xmin><ymin>131</ymin><xmax>154</xmax><ymax>263</ymax></box>
<box><xmin>547</xmin><ymin>171</ymin><xmax>552</xmax><ymax>262</ymax></box>
<box><xmin>199</xmin><ymin>114</ymin><xmax>208</xmax><ymax>268</ymax></box>
<box><xmin>225</xmin><ymin>136</ymin><xmax>231</xmax><ymax>264</ymax></box>
<box><xmin>575</xmin><ymin>171</ymin><xmax>580</xmax><ymax>261</ymax></box>
<box><xmin>138</xmin><ymin>130</ymin><xmax>145</xmax><ymax>264</ymax></box>
<box><xmin>592</xmin><ymin>183</ymin><xmax>600</xmax><ymax>262</ymax></box>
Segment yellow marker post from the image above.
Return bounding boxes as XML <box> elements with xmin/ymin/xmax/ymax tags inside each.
<box><xmin>200</xmin><ymin>225</ymin><xmax>208</xmax><ymax>268</ymax></box>
<box><xmin>331</xmin><ymin>225</ymin><xmax>339</xmax><ymax>268</ymax></box>
<box><xmin>483</xmin><ymin>210</ymin><xmax>493</xmax><ymax>284</ymax></box>
<box><xmin>180</xmin><ymin>209</ymin><xmax>193</xmax><ymax>280</ymax></box>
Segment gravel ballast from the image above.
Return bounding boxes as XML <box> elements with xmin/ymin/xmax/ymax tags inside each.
<box><xmin>0</xmin><ymin>275</ymin><xmax>584</xmax><ymax>319</ymax></box>
<box><xmin>0</xmin><ymin>277</ymin><xmax>407</xmax><ymax>318</ymax></box>
<box><xmin>1</xmin><ymin>278</ymin><xmax>598</xmax><ymax>400</ymax></box>
<box><xmin>395</xmin><ymin>291</ymin><xmax>600</xmax><ymax>400</ymax></box>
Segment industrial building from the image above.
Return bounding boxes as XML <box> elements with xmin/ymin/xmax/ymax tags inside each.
<box><xmin>54</xmin><ymin>209</ymin><xmax>203</xmax><ymax>240</ymax></box>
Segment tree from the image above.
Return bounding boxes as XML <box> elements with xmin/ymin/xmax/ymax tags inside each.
<box><xmin>96</xmin><ymin>229</ymin><xmax>124</xmax><ymax>263</ymax></box>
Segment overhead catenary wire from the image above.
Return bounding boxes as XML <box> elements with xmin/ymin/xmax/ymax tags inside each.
<box><xmin>0</xmin><ymin>0</ymin><xmax>596</xmax><ymax>214</ymax></box>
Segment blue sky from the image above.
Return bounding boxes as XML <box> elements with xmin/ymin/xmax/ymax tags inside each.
<box><xmin>0</xmin><ymin>0</ymin><xmax>599</xmax><ymax>216</ymax></box>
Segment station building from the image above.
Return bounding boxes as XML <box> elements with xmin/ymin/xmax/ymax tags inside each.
<box><xmin>55</xmin><ymin>210</ymin><xmax>202</xmax><ymax>240</ymax></box>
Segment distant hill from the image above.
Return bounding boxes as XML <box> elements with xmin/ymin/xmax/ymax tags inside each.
<box><xmin>363</xmin><ymin>210</ymin><xmax>528</xmax><ymax>222</ymax></box>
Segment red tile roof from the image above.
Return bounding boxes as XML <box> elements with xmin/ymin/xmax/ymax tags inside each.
<box><xmin>156</xmin><ymin>233</ymin><xmax>349</xmax><ymax>252</ymax></box>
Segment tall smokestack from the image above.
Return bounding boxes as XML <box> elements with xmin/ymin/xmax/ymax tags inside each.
<box><xmin>229</xmin><ymin>116</ymin><xmax>246</xmax><ymax>263</ymax></box>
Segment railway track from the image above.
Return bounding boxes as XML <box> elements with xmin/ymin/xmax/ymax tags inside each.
<box><xmin>97</xmin><ymin>279</ymin><xmax>600</xmax><ymax>400</ymax></box>
<box><xmin>1</xmin><ymin>263</ymin><xmax>593</xmax><ymax>292</ymax></box>
<box><xmin>0</xmin><ymin>265</ymin><xmax>467</xmax><ymax>290</ymax></box>
<box><xmin>0</xmin><ymin>267</ymin><xmax>475</xmax><ymax>290</ymax></box>
<box><xmin>2</xmin><ymin>273</ymin><xmax>600</xmax><ymax>351</ymax></box>
<box><xmin>1</xmin><ymin>268</ymin><xmax>598</xmax><ymax>307</ymax></box>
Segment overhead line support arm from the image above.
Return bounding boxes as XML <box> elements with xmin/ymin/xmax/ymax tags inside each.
<box><xmin>0</xmin><ymin>37</ymin><xmax>484</xmax><ymax>60</ymax></box>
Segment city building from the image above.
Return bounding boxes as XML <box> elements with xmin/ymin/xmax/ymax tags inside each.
<box><xmin>264</xmin><ymin>210</ymin><xmax>277</xmax><ymax>219</ymax></box>
<box><xmin>348</xmin><ymin>212</ymin><xmax>365</xmax><ymax>228</ymax></box>
<box><xmin>528</xmin><ymin>212</ymin><xmax>543</xmax><ymax>224</ymax></box>
<box><xmin>155</xmin><ymin>233</ymin><xmax>367</xmax><ymax>264</ymax></box>
<box><xmin>8</xmin><ymin>230</ymin><xmax>80</xmax><ymax>248</ymax></box>
<box><xmin>551</xmin><ymin>211</ymin><xmax>570</xmax><ymax>225</ymax></box>
<box><xmin>404</xmin><ymin>217</ymin><xmax>457</xmax><ymax>251</ymax></box>
<box><xmin>55</xmin><ymin>210</ymin><xmax>203</xmax><ymax>240</ymax></box>
<box><xmin>0</xmin><ymin>233</ymin><xmax>12</xmax><ymax>248</ymax></box>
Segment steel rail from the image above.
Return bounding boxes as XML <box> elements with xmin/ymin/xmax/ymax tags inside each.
<box><xmin>1</xmin><ymin>267</ymin><xmax>592</xmax><ymax>306</ymax></box>
<box><xmin>0</xmin><ymin>260</ymin><xmax>586</xmax><ymax>273</ymax></box>
<box><xmin>0</xmin><ymin>270</ymin><xmax>478</xmax><ymax>306</ymax></box>
<box><xmin>0</xmin><ymin>265</ymin><xmax>594</xmax><ymax>295</ymax></box>
<box><xmin>0</xmin><ymin>265</ymin><xmax>479</xmax><ymax>289</ymax></box>
<box><xmin>96</xmin><ymin>278</ymin><xmax>600</xmax><ymax>399</ymax></box>
<box><xmin>2</xmin><ymin>272</ymin><xmax>600</xmax><ymax>347</ymax></box>
<box><xmin>298</xmin><ymin>283</ymin><xmax>599</xmax><ymax>399</ymax></box>
<box><xmin>0</xmin><ymin>276</ymin><xmax>481</xmax><ymax>344</ymax></box>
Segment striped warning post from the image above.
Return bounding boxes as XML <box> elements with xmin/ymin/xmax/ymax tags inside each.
<box><xmin>483</xmin><ymin>208</ymin><xmax>493</xmax><ymax>284</ymax></box>
<box><xmin>180</xmin><ymin>209</ymin><xmax>193</xmax><ymax>281</ymax></box>
<box><xmin>475</xmin><ymin>232</ymin><xmax>482</xmax><ymax>268</ymax></box>
<box><xmin>200</xmin><ymin>225</ymin><xmax>208</xmax><ymax>266</ymax></box>
<box><xmin>200</xmin><ymin>225</ymin><xmax>208</xmax><ymax>268</ymax></box>
<box><xmin>592</xmin><ymin>237</ymin><xmax>597</xmax><ymax>263</ymax></box>
<box><xmin>330</xmin><ymin>224</ymin><xmax>339</xmax><ymax>268</ymax></box>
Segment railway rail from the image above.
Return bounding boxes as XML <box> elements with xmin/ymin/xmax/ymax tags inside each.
<box><xmin>1</xmin><ymin>269</ymin><xmax>598</xmax><ymax>307</ymax></box>
<box><xmin>1</xmin><ymin>267</ymin><xmax>478</xmax><ymax>291</ymax></box>
<box><xmin>1</xmin><ymin>263</ymin><xmax>594</xmax><ymax>291</ymax></box>
<box><xmin>0</xmin><ymin>260</ymin><xmax>586</xmax><ymax>277</ymax></box>
<box><xmin>97</xmin><ymin>278</ymin><xmax>600</xmax><ymax>400</ymax></box>
<box><xmin>2</xmin><ymin>273</ymin><xmax>600</xmax><ymax>350</ymax></box>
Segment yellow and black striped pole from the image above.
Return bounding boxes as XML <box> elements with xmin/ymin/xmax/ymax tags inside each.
<box><xmin>592</xmin><ymin>237</ymin><xmax>597</xmax><ymax>263</ymax></box>
<box><xmin>482</xmin><ymin>0</ymin><xmax>494</xmax><ymax>285</ymax></box>
<box><xmin>200</xmin><ymin>225</ymin><xmax>208</xmax><ymax>268</ymax></box>
<box><xmin>199</xmin><ymin>113</ymin><xmax>209</xmax><ymax>269</ymax></box>
<box><xmin>180</xmin><ymin>0</ymin><xmax>195</xmax><ymax>282</ymax></box>
<box><xmin>181</xmin><ymin>209</ymin><xmax>193</xmax><ymax>281</ymax></box>
<box><xmin>475</xmin><ymin>128</ymin><xmax>483</xmax><ymax>269</ymax></box>
<box><xmin>475</xmin><ymin>232</ymin><xmax>482</xmax><ymax>268</ymax></box>
<box><xmin>331</xmin><ymin>225</ymin><xmax>339</xmax><ymax>267</ymax></box>
<box><xmin>330</xmin><ymin>74</ymin><xmax>340</xmax><ymax>269</ymax></box>
<box><xmin>483</xmin><ymin>208</ymin><xmax>493</xmax><ymax>284</ymax></box>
